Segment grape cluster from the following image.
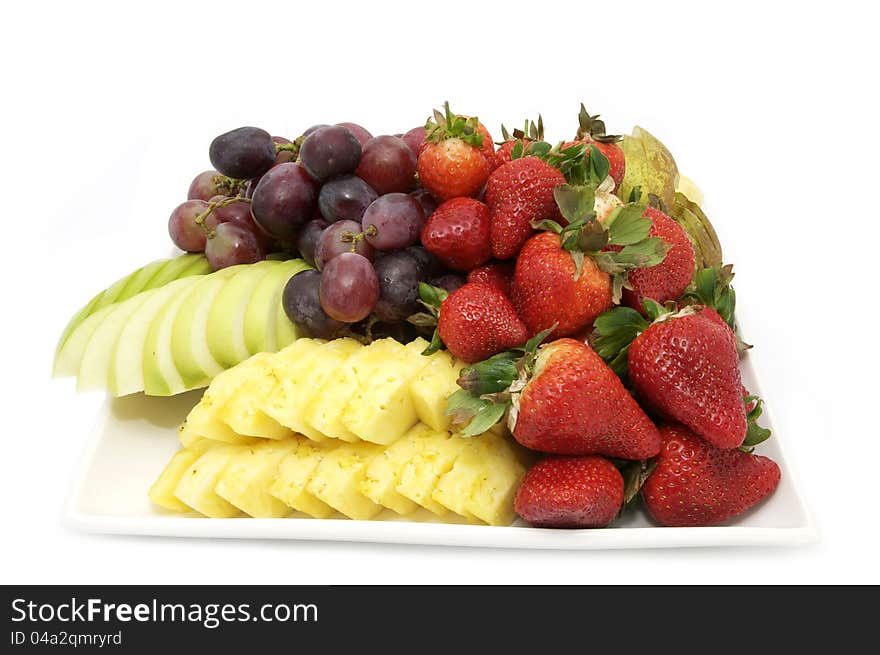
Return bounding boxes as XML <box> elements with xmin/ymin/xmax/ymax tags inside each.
<box><xmin>169</xmin><ymin>121</ymin><xmax>462</xmax><ymax>342</ymax></box>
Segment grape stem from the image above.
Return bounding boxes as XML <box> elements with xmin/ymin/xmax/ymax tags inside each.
<box><xmin>211</xmin><ymin>174</ymin><xmax>247</xmax><ymax>196</ymax></box>
<box><xmin>194</xmin><ymin>196</ymin><xmax>252</xmax><ymax>237</ymax></box>
<box><xmin>275</xmin><ymin>142</ymin><xmax>301</xmax><ymax>157</ymax></box>
<box><xmin>340</xmin><ymin>229</ymin><xmax>369</xmax><ymax>253</ymax></box>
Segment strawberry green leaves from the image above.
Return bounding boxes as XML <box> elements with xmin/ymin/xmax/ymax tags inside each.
<box><xmin>425</xmin><ymin>101</ymin><xmax>484</xmax><ymax>148</ymax></box>
<box><xmin>446</xmin><ymin>389</ymin><xmax>508</xmax><ymax>437</ymax></box>
<box><xmin>741</xmin><ymin>395</ymin><xmax>772</xmax><ymax>451</ymax></box>
<box><xmin>592</xmin><ymin>307</ymin><xmax>650</xmax><ymax>377</ymax></box>
<box><xmin>456</xmin><ymin>351</ymin><xmax>520</xmax><ymax>395</ymax></box>
<box><xmin>679</xmin><ymin>264</ymin><xmax>751</xmax><ymax>354</ymax></box>
<box><xmin>575</xmin><ymin>103</ymin><xmax>623</xmax><ymax>144</ymax></box>
<box><xmin>408</xmin><ymin>282</ymin><xmax>449</xmax><ymax>356</ymax></box>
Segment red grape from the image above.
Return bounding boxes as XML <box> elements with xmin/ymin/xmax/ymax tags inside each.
<box><xmin>355</xmin><ymin>135</ymin><xmax>417</xmax><ymax>194</ymax></box>
<box><xmin>319</xmin><ymin>252</ymin><xmax>379</xmax><ymax>323</ymax></box>
<box><xmin>296</xmin><ymin>218</ymin><xmax>328</xmax><ymax>267</ymax></box>
<box><xmin>318</xmin><ymin>175</ymin><xmax>377</xmax><ymax>223</ymax></box>
<box><xmin>205</xmin><ymin>222</ymin><xmax>266</xmax><ymax>270</ymax></box>
<box><xmin>209</xmin><ymin>126</ymin><xmax>276</xmax><ymax>179</ymax></box>
<box><xmin>282</xmin><ymin>270</ymin><xmax>344</xmax><ymax>339</ymax></box>
<box><xmin>315</xmin><ymin>220</ymin><xmax>375</xmax><ymax>270</ymax></box>
<box><xmin>402</xmin><ymin>126</ymin><xmax>427</xmax><ymax>156</ymax></box>
<box><xmin>203</xmin><ymin>197</ymin><xmax>268</xmax><ymax>247</ymax></box>
<box><xmin>362</xmin><ymin>193</ymin><xmax>425</xmax><ymax>251</ymax></box>
<box><xmin>168</xmin><ymin>200</ymin><xmax>209</xmax><ymax>252</ymax></box>
<box><xmin>409</xmin><ymin>188</ymin><xmax>438</xmax><ymax>218</ymax></box>
<box><xmin>299</xmin><ymin>125</ymin><xmax>362</xmax><ymax>181</ymax></box>
<box><xmin>336</xmin><ymin>122</ymin><xmax>373</xmax><ymax>147</ymax></box>
<box><xmin>251</xmin><ymin>163</ymin><xmax>319</xmax><ymax>240</ymax></box>
<box><xmin>188</xmin><ymin>171</ymin><xmax>223</xmax><ymax>201</ymax></box>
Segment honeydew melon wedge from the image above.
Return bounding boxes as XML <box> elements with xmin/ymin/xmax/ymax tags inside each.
<box><xmin>53</xmin><ymin>304</ymin><xmax>119</xmax><ymax>377</ymax></box>
<box><xmin>109</xmin><ymin>276</ymin><xmax>203</xmax><ymax>397</ymax></box>
<box><xmin>206</xmin><ymin>261</ymin><xmax>277</xmax><ymax>369</ymax></box>
<box><xmin>243</xmin><ymin>259</ymin><xmax>310</xmax><ymax>355</ymax></box>
<box><xmin>77</xmin><ymin>290</ymin><xmax>155</xmax><ymax>391</ymax></box>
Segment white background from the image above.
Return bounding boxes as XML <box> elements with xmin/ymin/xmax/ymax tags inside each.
<box><xmin>3</xmin><ymin>0</ymin><xmax>878</xmax><ymax>584</ymax></box>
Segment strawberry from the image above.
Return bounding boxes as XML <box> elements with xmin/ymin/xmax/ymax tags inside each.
<box><xmin>493</xmin><ymin>117</ymin><xmax>544</xmax><ymax>169</ymax></box>
<box><xmin>417</xmin><ymin>102</ymin><xmax>491</xmax><ymax>201</ymax></box>
<box><xmin>512</xmin><ymin>231</ymin><xmax>613</xmax><ymax>337</ymax></box>
<box><xmin>510</xmin><ymin>184</ymin><xmax>671</xmax><ymax>338</ymax></box>
<box><xmin>436</xmin><ymin>282</ymin><xmax>528</xmax><ymax>363</ymax></box>
<box><xmin>617</xmin><ymin>206</ymin><xmax>695</xmax><ymax>313</ymax></box>
<box><xmin>510</xmin><ymin>339</ymin><xmax>661</xmax><ymax>458</ymax></box>
<box><xmin>643</xmin><ymin>423</ymin><xmax>781</xmax><ymax>527</ymax></box>
<box><xmin>560</xmin><ymin>104</ymin><xmax>625</xmax><ymax>190</ymax></box>
<box><xmin>467</xmin><ymin>260</ymin><xmax>515</xmax><ymax>296</ymax></box>
<box><xmin>485</xmin><ymin>157</ymin><xmax>566</xmax><ymax>259</ymax></box>
<box><xmin>514</xmin><ymin>456</ymin><xmax>624</xmax><ymax>528</ymax></box>
<box><xmin>596</xmin><ymin>304</ymin><xmax>748</xmax><ymax>449</ymax></box>
<box><xmin>420</xmin><ymin>198</ymin><xmax>491</xmax><ymax>272</ymax></box>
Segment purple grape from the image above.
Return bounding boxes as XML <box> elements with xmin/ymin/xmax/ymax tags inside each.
<box><xmin>282</xmin><ymin>270</ymin><xmax>344</xmax><ymax>339</ymax></box>
<box><xmin>336</xmin><ymin>122</ymin><xmax>373</xmax><ymax>147</ymax></box>
<box><xmin>405</xmin><ymin>245</ymin><xmax>441</xmax><ymax>278</ymax></box>
<box><xmin>373</xmin><ymin>251</ymin><xmax>423</xmax><ymax>322</ymax></box>
<box><xmin>409</xmin><ymin>188</ymin><xmax>438</xmax><ymax>218</ymax></box>
<box><xmin>299</xmin><ymin>125</ymin><xmax>362</xmax><ymax>181</ymax></box>
<box><xmin>315</xmin><ymin>220</ymin><xmax>375</xmax><ymax>270</ymax></box>
<box><xmin>430</xmin><ymin>273</ymin><xmax>466</xmax><ymax>294</ymax></box>
<box><xmin>366</xmin><ymin>321</ymin><xmax>418</xmax><ymax>343</ymax></box>
<box><xmin>251</xmin><ymin>163</ymin><xmax>319</xmax><ymax>240</ymax></box>
<box><xmin>205</xmin><ymin>222</ymin><xmax>266</xmax><ymax>270</ymax></box>
<box><xmin>362</xmin><ymin>193</ymin><xmax>425</xmax><ymax>251</ymax></box>
<box><xmin>168</xmin><ymin>200</ymin><xmax>209</xmax><ymax>252</ymax></box>
<box><xmin>296</xmin><ymin>218</ymin><xmax>328</xmax><ymax>267</ymax></box>
<box><xmin>402</xmin><ymin>126</ymin><xmax>427</xmax><ymax>156</ymax></box>
<box><xmin>209</xmin><ymin>126</ymin><xmax>276</xmax><ymax>179</ymax></box>
<box><xmin>319</xmin><ymin>253</ymin><xmax>379</xmax><ymax>323</ymax></box>
<box><xmin>203</xmin><ymin>197</ymin><xmax>268</xmax><ymax>248</ymax></box>
<box><xmin>318</xmin><ymin>175</ymin><xmax>378</xmax><ymax>223</ymax></box>
<box><xmin>303</xmin><ymin>124</ymin><xmax>329</xmax><ymax>137</ymax></box>
<box><xmin>355</xmin><ymin>135</ymin><xmax>417</xmax><ymax>194</ymax></box>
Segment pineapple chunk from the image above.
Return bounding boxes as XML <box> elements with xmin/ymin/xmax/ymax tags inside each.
<box><xmin>262</xmin><ymin>338</ymin><xmax>360</xmax><ymax>441</ymax></box>
<box><xmin>359</xmin><ymin>423</ymin><xmax>432</xmax><ymax>515</ymax></box>
<box><xmin>342</xmin><ymin>338</ymin><xmax>429</xmax><ymax>445</ymax></box>
<box><xmin>396</xmin><ymin>430</ymin><xmax>468</xmax><ymax>516</ymax></box>
<box><xmin>433</xmin><ymin>433</ymin><xmax>528</xmax><ymax>526</ymax></box>
<box><xmin>307</xmin><ymin>442</ymin><xmax>384</xmax><ymax>520</ymax></box>
<box><xmin>214</xmin><ymin>439</ymin><xmax>299</xmax><ymax>517</ymax></box>
<box><xmin>221</xmin><ymin>353</ymin><xmax>292</xmax><ymax>440</ymax></box>
<box><xmin>149</xmin><ymin>443</ymin><xmax>211</xmax><ymax>511</ymax></box>
<box><xmin>183</xmin><ymin>359</ymin><xmax>267</xmax><ymax>443</ymax></box>
<box><xmin>173</xmin><ymin>445</ymin><xmax>243</xmax><ymax>517</ymax></box>
<box><xmin>410</xmin><ymin>350</ymin><xmax>460</xmax><ymax>432</ymax></box>
<box><xmin>270</xmin><ymin>441</ymin><xmax>336</xmax><ymax>518</ymax></box>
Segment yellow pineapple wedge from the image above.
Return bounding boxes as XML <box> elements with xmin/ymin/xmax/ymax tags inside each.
<box><xmin>173</xmin><ymin>445</ymin><xmax>243</xmax><ymax>517</ymax></box>
<box><xmin>269</xmin><ymin>440</ymin><xmax>336</xmax><ymax>518</ymax></box>
<box><xmin>258</xmin><ymin>339</ymin><xmax>325</xmax><ymax>439</ymax></box>
<box><xmin>149</xmin><ymin>443</ymin><xmax>211</xmax><ymax>511</ymax></box>
<box><xmin>409</xmin><ymin>351</ymin><xmax>461</xmax><ymax>432</ymax></box>
<box><xmin>396</xmin><ymin>429</ymin><xmax>469</xmax><ymax>516</ymax></box>
<box><xmin>306</xmin><ymin>441</ymin><xmax>385</xmax><ymax>519</ymax></box>
<box><xmin>301</xmin><ymin>340</ymin><xmax>401</xmax><ymax>443</ymax></box>
<box><xmin>263</xmin><ymin>338</ymin><xmax>361</xmax><ymax>441</ymax></box>
<box><xmin>214</xmin><ymin>439</ymin><xmax>300</xmax><ymax>518</ymax></box>
<box><xmin>359</xmin><ymin>423</ymin><xmax>432</xmax><ymax>515</ymax></box>
<box><xmin>220</xmin><ymin>353</ymin><xmax>292</xmax><ymax>440</ymax></box>
<box><xmin>433</xmin><ymin>433</ymin><xmax>529</xmax><ymax>526</ymax></box>
<box><xmin>342</xmin><ymin>338</ymin><xmax>431</xmax><ymax>445</ymax></box>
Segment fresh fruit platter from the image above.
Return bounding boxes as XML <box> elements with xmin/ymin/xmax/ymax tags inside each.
<box><xmin>55</xmin><ymin>102</ymin><xmax>802</xmax><ymax>541</ymax></box>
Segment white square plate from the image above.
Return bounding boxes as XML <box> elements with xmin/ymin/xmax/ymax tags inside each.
<box><xmin>63</xmin><ymin>348</ymin><xmax>816</xmax><ymax>550</ymax></box>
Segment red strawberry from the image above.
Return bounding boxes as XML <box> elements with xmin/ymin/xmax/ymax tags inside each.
<box><xmin>514</xmin><ymin>456</ymin><xmax>624</xmax><ymax>528</ymax></box>
<box><xmin>417</xmin><ymin>103</ymin><xmax>492</xmax><ymax>201</ymax></box>
<box><xmin>437</xmin><ymin>282</ymin><xmax>528</xmax><ymax>363</ymax></box>
<box><xmin>493</xmin><ymin>117</ymin><xmax>545</xmax><ymax>169</ymax></box>
<box><xmin>629</xmin><ymin>306</ymin><xmax>747</xmax><ymax>449</ymax></box>
<box><xmin>511</xmin><ymin>231</ymin><xmax>613</xmax><ymax>337</ymax></box>
<box><xmin>486</xmin><ymin>157</ymin><xmax>566</xmax><ymax>259</ymax></box>
<box><xmin>420</xmin><ymin>198</ymin><xmax>491</xmax><ymax>272</ymax></box>
<box><xmin>643</xmin><ymin>423</ymin><xmax>781</xmax><ymax>527</ymax></box>
<box><xmin>561</xmin><ymin>104</ymin><xmax>625</xmax><ymax>190</ymax></box>
<box><xmin>619</xmin><ymin>206</ymin><xmax>695</xmax><ymax>312</ymax></box>
<box><xmin>512</xmin><ymin>339</ymin><xmax>661</xmax><ymax>459</ymax></box>
<box><xmin>467</xmin><ymin>260</ymin><xmax>515</xmax><ymax>296</ymax></box>
<box><xmin>493</xmin><ymin>139</ymin><xmax>519</xmax><ymax>169</ymax></box>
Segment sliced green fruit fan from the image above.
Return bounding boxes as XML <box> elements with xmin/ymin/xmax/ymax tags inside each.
<box><xmin>53</xmin><ymin>253</ymin><xmax>310</xmax><ymax>397</ymax></box>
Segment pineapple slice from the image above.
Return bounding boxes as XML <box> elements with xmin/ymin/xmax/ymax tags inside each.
<box><xmin>173</xmin><ymin>445</ymin><xmax>243</xmax><ymax>517</ymax></box>
<box><xmin>306</xmin><ymin>442</ymin><xmax>384</xmax><ymax>520</ymax></box>
<box><xmin>410</xmin><ymin>351</ymin><xmax>461</xmax><ymax>432</ymax></box>
<box><xmin>342</xmin><ymin>338</ymin><xmax>429</xmax><ymax>445</ymax></box>
<box><xmin>215</xmin><ymin>439</ymin><xmax>299</xmax><ymax>517</ymax></box>
<box><xmin>178</xmin><ymin>416</ymin><xmax>257</xmax><ymax>448</ymax></box>
<box><xmin>396</xmin><ymin>429</ymin><xmax>469</xmax><ymax>516</ymax></box>
<box><xmin>300</xmin><ymin>341</ymin><xmax>401</xmax><ymax>443</ymax></box>
<box><xmin>270</xmin><ymin>441</ymin><xmax>336</xmax><ymax>518</ymax></box>
<box><xmin>359</xmin><ymin>423</ymin><xmax>431</xmax><ymax>515</ymax></box>
<box><xmin>220</xmin><ymin>353</ymin><xmax>292</xmax><ymax>440</ymax></box>
<box><xmin>433</xmin><ymin>433</ymin><xmax>529</xmax><ymax>526</ymax></box>
<box><xmin>149</xmin><ymin>443</ymin><xmax>211</xmax><ymax>511</ymax></box>
<box><xmin>262</xmin><ymin>338</ymin><xmax>360</xmax><ymax>441</ymax></box>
